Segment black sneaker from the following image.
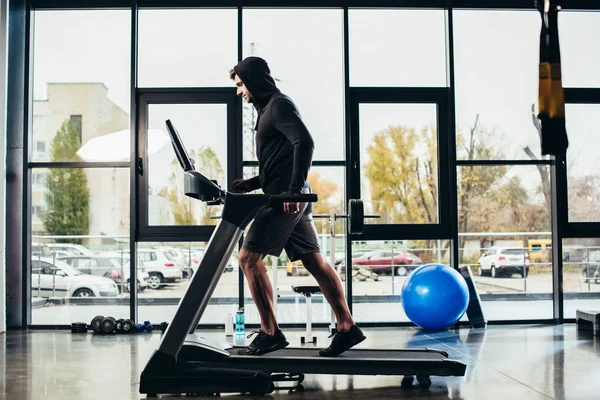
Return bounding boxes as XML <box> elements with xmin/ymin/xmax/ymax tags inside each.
<box><xmin>319</xmin><ymin>325</ymin><xmax>366</xmax><ymax>357</ymax></box>
<box><xmin>238</xmin><ymin>329</ymin><xmax>289</xmax><ymax>356</ymax></box>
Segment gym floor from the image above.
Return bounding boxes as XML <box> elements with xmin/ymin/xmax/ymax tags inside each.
<box><xmin>1</xmin><ymin>324</ymin><xmax>598</xmax><ymax>400</ymax></box>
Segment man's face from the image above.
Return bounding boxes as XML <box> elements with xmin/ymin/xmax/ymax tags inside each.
<box><xmin>234</xmin><ymin>75</ymin><xmax>252</xmax><ymax>103</ymax></box>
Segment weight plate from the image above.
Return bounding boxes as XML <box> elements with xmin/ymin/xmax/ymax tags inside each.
<box><xmin>101</xmin><ymin>316</ymin><xmax>117</xmax><ymax>334</ymax></box>
<box><xmin>348</xmin><ymin>199</ymin><xmax>364</xmax><ymax>234</ymax></box>
<box><xmin>121</xmin><ymin>319</ymin><xmax>134</xmax><ymax>333</ymax></box>
<box><xmin>71</xmin><ymin>322</ymin><xmax>88</xmax><ymax>333</ymax></box>
<box><xmin>91</xmin><ymin>316</ymin><xmax>104</xmax><ymax>334</ymax></box>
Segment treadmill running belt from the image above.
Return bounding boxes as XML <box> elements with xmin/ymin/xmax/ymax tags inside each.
<box><xmin>228</xmin><ymin>347</ymin><xmax>448</xmax><ymax>360</ymax></box>
<box><xmin>188</xmin><ymin>346</ymin><xmax>468</xmax><ymax>377</ymax></box>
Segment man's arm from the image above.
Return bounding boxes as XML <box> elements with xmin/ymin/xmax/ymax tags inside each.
<box><xmin>245</xmin><ymin>175</ymin><xmax>261</xmax><ymax>191</ymax></box>
<box><xmin>231</xmin><ymin>175</ymin><xmax>260</xmax><ymax>193</ymax></box>
<box><xmin>272</xmin><ymin>98</ymin><xmax>315</xmax><ymax>194</ymax></box>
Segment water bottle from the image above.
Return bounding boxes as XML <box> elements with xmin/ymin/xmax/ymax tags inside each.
<box><xmin>235</xmin><ymin>307</ymin><xmax>245</xmax><ymax>335</ymax></box>
<box><xmin>225</xmin><ymin>313</ymin><xmax>233</xmax><ymax>337</ymax></box>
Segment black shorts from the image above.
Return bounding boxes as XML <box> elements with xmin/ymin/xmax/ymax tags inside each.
<box><xmin>241</xmin><ymin>192</ymin><xmax>321</xmax><ymax>262</ymax></box>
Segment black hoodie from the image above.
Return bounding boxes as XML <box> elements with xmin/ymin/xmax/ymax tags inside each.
<box><xmin>233</xmin><ymin>56</ymin><xmax>315</xmax><ymax>195</ymax></box>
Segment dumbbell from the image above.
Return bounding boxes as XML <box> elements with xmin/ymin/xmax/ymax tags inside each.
<box><xmin>159</xmin><ymin>322</ymin><xmax>169</xmax><ymax>333</ymax></box>
<box><xmin>115</xmin><ymin>318</ymin><xmax>135</xmax><ymax>333</ymax></box>
<box><xmin>134</xmin><ymin>320</ymin><xmax>154</xmax><ymax>333</ymax></box>
<box><xmin>100</xmin><ymin>316</ymin><xmax>117</xmax><ymax>334</ymax></box>
<box><xmin>90</xmin><ymin>315</ymin><xmax>118</xmax><ymax>334</ymax></box>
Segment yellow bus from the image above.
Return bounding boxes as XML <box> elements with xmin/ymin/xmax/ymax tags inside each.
<box><xmin>528</xmin><ymin>239</ymin><xmax>552</xmax><ymax>262</ymax></box>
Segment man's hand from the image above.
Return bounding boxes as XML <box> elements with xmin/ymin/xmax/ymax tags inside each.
<box><xmin>283</xmin><ymin>201</ymin><xmax>300</xmax><ymax>214</ymax></box>
<box><xmin>231</xmin><ymin>178</ymin><xmax>253</xmax><ymax>193</ymax></box>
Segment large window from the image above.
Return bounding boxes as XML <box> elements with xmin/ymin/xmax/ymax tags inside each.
<box><xmin>32</xmin><ymin>10</ymin><xmax>131</xmax><ymax>162</ymax></box>
<box><xmin>21</xmin><ymin>6</ymin><xmax>600</xmax><ymax>328</ymax></box>
<box><xmin>558</xmin><ymin>12</ymin><xmax>600</xmax><ymax>88</ymax></box>
<box><xmin>349</xmin><ymin>9</ymin><xmax>447</xmax><ymax>87</ymax></box>
<box><xmin>566</xmin><ymin>104</ymin><xmax>600</xmax><ymax>222</ymax></box>
<box><xmin>138</xmin><ymin>9</ymin><xmax>237</xmax><ymax>88</ymax></box>
<box><xmin>241</xmin><ymin>167</ymin><xmax>345</xmax><ymax>325</ymax></box>
<box><xmin>350</xmin><ymin>239</ymin><xmax>450</xmax><ymax>323</ymax></box>
<box><xmin>454</xmin><ymin>10</ymin><xmax>542</xmax><ymax>160</ymax></box>
<box><xmin>563</xmin><ymin>238</ymin><xmax>600</xmax><ymax>319</ymax></box>
<box><xmin>137</xmin><ymin>241</ymin><xmax>241</xmax><ymax>325</ymax></box>
<box><xmin>31</xmin><ymin>168</ymin><xmax>130</xmax><ymax>324</ymax></box>
<box><xmin>30</xmin><ymin>10</ymin><xmax>132</xmax><ymax>324</ymax></box>
<box><xmin>242</xmin><ymin>9</ymin><xmax>344</xmax><ymax>161</ymax></box>
<box><xmin>146</xmin><ymin>103</ymin><xmax>228</xmax><ymax>226</ymax></box>
<box><xmin>359</xmin><ymin>103</ymin><xmax>439</xmax><ymax>224</ymax></box>
<box><xmin>458</xmin><ymin>165</ymin><xmax>552</xmax><ymax>320</ymax></box>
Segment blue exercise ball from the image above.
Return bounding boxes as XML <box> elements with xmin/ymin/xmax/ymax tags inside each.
<box><xmin>401</xmin><ymin>263</ymin><xmax>470</xmax><ymax>330</ymax></box>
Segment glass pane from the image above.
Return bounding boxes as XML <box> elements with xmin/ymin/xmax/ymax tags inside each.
<box><xmin>138</xmin><ymin>9</ymin><xmax>237</xmax><ymax>87</ymax></box>
<box><xmin>359</xmin><ymin>103</ymin><xmax>438</xmax><ymax>224</ymax></box>
<box><xmin>147</xmin><ymin>104</ymin><xmax>227</xmax><ymax>226</ymax></box>
<box><xmin>240</xmin><ymin>166</ymin><xmax>346</xmax><ymax>325</ymax></box>
<box><xmin>559</xmin><ymin>11</ymin><xmax>600</xmax><ymax>88</ymax></box>
<box><xmin>138</xmin><ymin>241</ymin><xmax>239</xmax><ymax>325</ymax></box>
<box><xmin>349</xmin><ymin>9</ymin><xmax>447</xmax><ymax>87</ymax></box>
<box><xmin>31</xmin><ymin>167</ymin><xmax>130</xmax><ymax>324</ymax></box>
<box><xmin>350</xmin><ymin>239</ymin><xmax>450</xmax><ymax>324</ymax></box>
<box><xmin>458</xmin><ymin>165</ymin><xmax>552</xmax><ymax>321</ymax></box>
<box><xmin>243</xmin><ymin>9</ymin><xmax>344</xmax><ymax>161</ymax></box>
<box><xmin>32</xmin><ymin>10</ymin><xmax>131</xmax><ymax>162</ymax></box>
<box><xmin>563</xmin><ymin>238</ymin><xmax>600</xmax><ymax>319</ymax></box>
<box><xmin>566</xmin><ymin>104</ymin><xmax>600</xmax><ymax>222</ymax></box>
<box><xmin>454</xmin><ymin>11</ymin><xmax>542</xmax><ymax>160</ymax></box>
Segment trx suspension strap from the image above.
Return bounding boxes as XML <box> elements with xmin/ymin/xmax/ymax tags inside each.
<box><xmin>537</xmin><ymin>0</ymin><xmax>569</xmax><ymax>156</ymax></box>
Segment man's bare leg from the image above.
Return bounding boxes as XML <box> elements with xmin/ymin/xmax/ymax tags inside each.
<box><xmin>238</xmin><ymin>249</ymin><xmax>279</xmax><ymax>335</ymax></box>
<box><xmin>300</xmin><ymin>252</ymin><xmax>355</xmax><ymax>332</ymax></box>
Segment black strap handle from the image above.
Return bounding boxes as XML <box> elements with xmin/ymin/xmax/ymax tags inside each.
<box><xmin>269</xmin><ymin>194</ymin><xmax>318</xmax><ymax>203</ymax></box>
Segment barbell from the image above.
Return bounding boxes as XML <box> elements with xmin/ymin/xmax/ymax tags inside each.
<box><xmin>211</xmin><ymin>198</ymin><xmax>376</xmax><ymax>235</ymax></box>
<box><xmin>313</xmin><ymin>199</ymin><xmax>379</xmax><ymax>235</ymax></box>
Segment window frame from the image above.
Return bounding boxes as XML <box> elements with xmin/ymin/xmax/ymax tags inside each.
<box><xmin>136</xmin><ymin>88</ymin><xmax>241</xmax><ymax>242</ymax></box>
<box><xmin>348</xmin><ymin>87</ymin><xmax>452</xmax><ymax>241</ymax></box>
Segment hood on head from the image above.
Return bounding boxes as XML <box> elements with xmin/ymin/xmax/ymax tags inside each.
<box><xmin>233</xmin><ymin>56</ymin><xmax>280</xmax><ymax>109</ymax></box>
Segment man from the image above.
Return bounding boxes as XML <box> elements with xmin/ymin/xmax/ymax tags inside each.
<box><xmin>229</xmin><ymin>56</ymin><xmax>365</xmax><ymax>357</ymax></box>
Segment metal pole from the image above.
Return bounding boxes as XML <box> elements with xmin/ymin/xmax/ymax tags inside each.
<box><xmin>5</xmin><ymin>0</ymin><xmax>27</xmax><ymax>328</ymax></box>
<box><xmin>329</xmin><ymin>209</ymin><xmax>336</xmax><ymax>333</ymax></box>
<box><xmin>271</xmin><ymin>255</ymin><xmax>277</xmax><ymax>317</ymax></box>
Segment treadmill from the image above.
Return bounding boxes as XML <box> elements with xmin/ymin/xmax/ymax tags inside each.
<box><xmin>139</xmin><ymin>119</ymin><xmax>467</xmax><ymax>397</ymax></box>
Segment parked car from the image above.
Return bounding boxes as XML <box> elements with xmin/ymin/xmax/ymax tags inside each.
<box><xmin>181</xmin><ymin>248</ymin><xmax>237</xmax><ymax>274</ymax></box>
<box><xmin>134</xmin><ymin>249</ymin><xmax>184</xmax><ymax>289</ymax></box>
<box><xmin>46</xmin><ymin>243</ymin><xmax>95</xmax><ymax>257</ymax></box>
<box><xmin>31</xmin><ymin>257</ymin><xmax>119</xmax><ymax>298</ymax></box>
<box><xmin>351</xmin><ymin>250</ymin><xmax>422</xmax><ymax>276</ymax></box>
<box><xmin>58</xmin><ymin>254</ymin><xmax>150</xmax><ymax>293</ymax></box>
<box><xmin>151</xmin><ymin>246</ymin><xmax>194</xmax><ymax>278</ymax></box>
<box><xmin>478</xmin><ymin>247</ymin><xmax>529</xmax><ymax>278</ymax></box>
<box><xmin>31</xmin><ymin>242</ymin><xmax>52</xmax><ymax>258</ymax></box>
<box><xmin>583</xmin><ymin>251</ymin><xmax>600</xmax><ymax>284</ymax></box>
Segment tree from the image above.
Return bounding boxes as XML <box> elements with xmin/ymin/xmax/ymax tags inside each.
<box><xmin>162</xmin><ymin>146</ymin><xmax>225</xmax><ymax>225</ymax></box>
<box><xmin>307</xmin><ymin>171</ymin><xmax>342</xmax><ymax>216</ymax></box>
<box><xmin>42</xmin><ymin>119</ymin><xmax>90</xmax><ymax>244</ymax></box>
<box><xmin>364</xmin><ymin>126</ymin><xmax>438</xmax><ymax>224</ymax></box>
<box><xmin>568</xmin><ymin>175</ymin><xmax>600</xmax><ymax>222</ymax></box>
<box><xmin>523</xmin><ymin>104</ymin><xmax>552</xmax><ymax>213</ymax></box>
<box><xmin>457</xmin><ymin>115</ymin><xmax>508</xmax><ymax>233</ymax></box>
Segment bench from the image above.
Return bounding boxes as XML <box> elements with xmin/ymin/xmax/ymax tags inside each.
<box><xmin>292</xmin><ymin>285</ymin><xmax>322</xmax><ymax>344</ymax></box>
<box><xmin>576</xmin><ymin>309</ymin><xmax>600</xmax><ymax>336</ymax></box>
